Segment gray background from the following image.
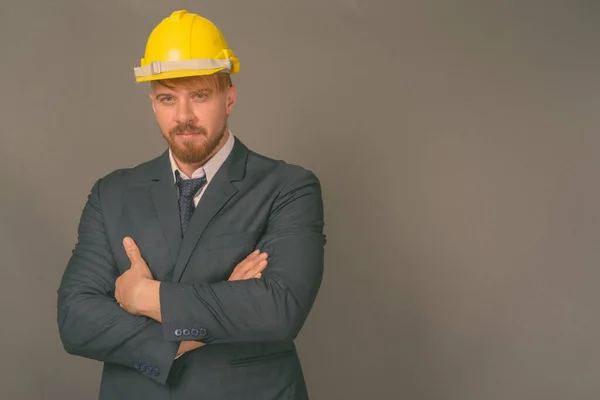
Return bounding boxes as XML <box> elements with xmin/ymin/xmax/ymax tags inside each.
<box><xmin>1</xmin><ymin>0</ymin><xmax>599</xmax><ymax>399</ymax></box>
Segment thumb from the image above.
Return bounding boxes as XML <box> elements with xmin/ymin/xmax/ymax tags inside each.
<box><xmin>123</xmin><ymin>237</ymin><xmax>143</xmax><ymax>267</ymax></box>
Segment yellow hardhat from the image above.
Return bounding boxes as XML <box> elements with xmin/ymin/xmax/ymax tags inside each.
<box><xmin>134</xmin><ymin>10</ymin><xmax>239</xmax><ymax>83</ymax></box>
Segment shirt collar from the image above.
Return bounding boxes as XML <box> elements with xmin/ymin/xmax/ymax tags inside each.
<box><xmin>169</xmin><ymin>129</ymin><xmax>235</xmax><ymax>184</ymax></box>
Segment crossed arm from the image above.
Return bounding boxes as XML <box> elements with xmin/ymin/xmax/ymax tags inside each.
<box><xmin>57</xmin><ymin>167</ymin><xmax>325</xmax><ymax>385</ymax></box>
<box><xmin>115</xmin><ymin>241</ymin><xmax>268</xmax><ymax>355</ymax></box>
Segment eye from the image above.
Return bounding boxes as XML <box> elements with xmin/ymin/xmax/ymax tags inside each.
<box><xmin>160</xmin><ymin>96</ymin><xmax>175</xmax><ymax>104</ymax></box>
<box><xmin>193</xmin><ymin>93</ymin><xmax>207</xmax><ymax>100</ymax></box>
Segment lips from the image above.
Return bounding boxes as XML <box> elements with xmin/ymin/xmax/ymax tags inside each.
<box><xmin>176</xmin><ymin>131</ymin><xmax>204</xmax><ymax>139</ymax></box>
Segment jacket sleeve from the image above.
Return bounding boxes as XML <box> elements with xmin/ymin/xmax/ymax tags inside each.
<box><xmin>159</xmin><ymin>167</ymin><xmax>326</xmax><ymax>344</ymax></box>
<box><xmin>57</xmin><ymin>178</ymin><xmax>179</xmax><ymax>386</ymax></box>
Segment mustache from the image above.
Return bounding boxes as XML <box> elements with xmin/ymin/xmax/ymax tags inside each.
<box><xmin>170</xmin><ymin>123</ymin><xmax>207</xmax><ymax>136</ymax></box>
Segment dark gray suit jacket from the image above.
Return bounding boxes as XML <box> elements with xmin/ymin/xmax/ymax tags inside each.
<box><xmin>57</xmin><ymin>137</ymin><xmax>325</xmax><ymax>399</ymax></box>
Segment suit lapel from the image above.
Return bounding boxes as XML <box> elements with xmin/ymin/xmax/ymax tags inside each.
<box><xmin>149</xmin><ymin>150</ymin><xmax>182</xmax><ymax>268</ymax></box>
<box><xmin>171</xmin><ymin>137</ymin><xmax>249</xmax><ymax>282</ymax></box>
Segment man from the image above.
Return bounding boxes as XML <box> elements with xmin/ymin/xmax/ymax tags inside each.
<box><xmin>56</xmin><ymin>9</ymin><xmax>325</xmax><ymax>400</ymax></box>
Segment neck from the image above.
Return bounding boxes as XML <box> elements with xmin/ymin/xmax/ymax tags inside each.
<box><xmin>177</xmin><ymin>162</ymin><xmax>203</xmax><ymax>179</ymax></box>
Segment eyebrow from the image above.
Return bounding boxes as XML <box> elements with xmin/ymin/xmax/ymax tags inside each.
<box><xmin>154</xmin><ymin>88</ymin><xmax>213</xmax><ymax>99</ymax></box>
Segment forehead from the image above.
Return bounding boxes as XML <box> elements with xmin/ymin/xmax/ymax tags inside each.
<box><xmin>151</xmin><ymin>73</ymin><xmax>231</xmax><ymax>94</ymax></box>
<box><xmin>152</xmin><ymin>80</ymin><xmax>214</xmax><ymax>94</ymax></box>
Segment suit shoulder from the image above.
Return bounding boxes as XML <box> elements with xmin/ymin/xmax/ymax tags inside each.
<box><xmin>247</xmin><ymin>150</ymin><xmax>320</xmax><ymax>179</ymax></box>
<box><xmin>91</xmin><ymin>152</ymin><xmax>165</xmax><ymax>193</ymax></box>
<box><xmin>246</xmin><ymin>150</ymin><xmax>322</xmax><ymax>193</ymax></box>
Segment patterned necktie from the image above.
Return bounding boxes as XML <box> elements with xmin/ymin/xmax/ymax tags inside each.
<box><xmin>175</xmin><ymin>171</ymin><xmax>207</xmax><ymax>234</ymax></box>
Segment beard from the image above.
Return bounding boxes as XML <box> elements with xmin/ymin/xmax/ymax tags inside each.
<box><xmin>163</xmin><ymin>120</ymin><xmax>227</xmax><ymax>164</ymax></box>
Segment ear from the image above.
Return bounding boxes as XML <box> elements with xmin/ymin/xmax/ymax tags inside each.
<box><xmin>149</xmin><ymin>93</ymin><xmax>156</xmax><ymax>113</ymax></box>
<box><xmin>225</xmin><ymin>85</ymin><xmax>237</xmax><ymax>115</ymax></box>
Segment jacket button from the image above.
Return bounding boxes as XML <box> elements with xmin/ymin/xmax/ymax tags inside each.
<box><xmin>152</xmin><ymin>367</ymin><xmax>160</xmax><ymax>377</ymax></box>
<box><xmin>140</xmin><ymin>364</ymin><xmax>147</xmax><ymax>372</ymax></box>
<box><xmin>191</xmin><ymin>328</ymin><xmax>199</xmax><ymax>337</ymax></box>
<box><xmin>198</xmin><ymin>328</ymin><xmax>207</xmax><ymax>337</ymax></box>
<box><xmin>174</xmin><ymin>329</ymin><xmax>183</xmax><ymax>337</ymax></box>
<box><xmin>182</xmin><ymin>329</ymin><xmax>191</xmax><ymax>336</ymax></box>
<box><xmin>134</xmin><ymin>362</ymin><xmax>141</xmax><ymax>370</ymax></box>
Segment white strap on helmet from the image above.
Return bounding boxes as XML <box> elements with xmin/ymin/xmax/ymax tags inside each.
<box><xmin>134</xmin><ymin>58</ymin><xmax>232</xmax><ymax>77</ymax></box>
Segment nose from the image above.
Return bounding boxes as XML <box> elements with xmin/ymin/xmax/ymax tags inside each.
<box><xmin>175</xmin><ymin>97</ymin><xmax>195</xmax><ymax>124</ymax></box>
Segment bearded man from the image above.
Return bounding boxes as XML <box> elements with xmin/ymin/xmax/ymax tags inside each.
<box><xmin>57</xmin><ymin>9</ymin><xmax>325</xmax><ymax>400</ymax></box>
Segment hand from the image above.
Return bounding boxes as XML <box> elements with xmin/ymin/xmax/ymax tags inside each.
<box><xmin>177</xmin><ymin>340</ymin><xmax>205</xmax><ymax>357</ymax></box>
<box><xmin>115</xmin><ymin>237</ymin><xmax>155</xmax><ymax>316</ymax></box>
<box><xmin>228</xmin><ymin>250</ymin><xmax>269</xmax><ymax>281</ymax></box>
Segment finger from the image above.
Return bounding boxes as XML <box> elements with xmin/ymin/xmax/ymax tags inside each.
<box><xmin>242</xmin><ymin>259</ymin><xmax>268</xmax><ymax>280</ymax></box>
<box><xmin>236</xmin><ymin>251</ymin><xmax>264</xmax><ymax>271</ymax></box>
<box><xmin>246</xmin><ymin>249</ymin><xmax>260</xmax><ymax>260</ymax></box>
<box><xmin>229</xmin><ymin>252</ymin><xmax>268</xmax><ymax>281</ymax></box>
<box><xmin>252</xmin><ymin>252</ymin><xmax>268</xmax><ymax>263</ymax></box>
<box><xmin>123</xmin><ymin>237</ymin><xmax>143</xmax><ymax>266</ymax></box>
<box><xmin>239</xmin><ymin>253</ymin><xmax>267</xmax><ymax>274</ymax></box>
<box><xmin>254</xmin><ymin>272</ymin><xmax>262</xmax><ymax>279</ymax></box>
<box><xmin>250</xmin><ymin>259</ymin><xmax>268</xmax><ymax>276</ymax></box>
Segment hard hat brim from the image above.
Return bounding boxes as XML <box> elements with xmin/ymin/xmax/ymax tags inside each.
<box><xmin>135</xmin><ymin>66</ymin><xmax>230</xmax><ymax>83</ymax></box>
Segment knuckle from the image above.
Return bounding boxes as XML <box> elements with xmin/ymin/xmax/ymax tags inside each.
<box><xmin>126</xmin><ymin>249</ymin><xmax>137</xmax><ymax>257</ymax></box>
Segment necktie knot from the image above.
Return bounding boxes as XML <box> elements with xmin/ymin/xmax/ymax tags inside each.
<box><xmin>177</xmin><ymin>175</ymin><xmax>207</xmax><ymax>199</ymax></box>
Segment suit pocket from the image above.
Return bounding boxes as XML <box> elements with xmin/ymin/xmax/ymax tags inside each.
<box><xmin>230</xmin><ymin>342</ymin><xmax>297</xmax><ymax>367</ymax></box>
<box><xmin>230</xmin><ymin>349</ymin><xmax>296</xmax><ymax>367</ymax></box>
<box><xmin>207</xmin><ymin>230</ymin><xmax>261</xmax><ymax>250</ymax></box>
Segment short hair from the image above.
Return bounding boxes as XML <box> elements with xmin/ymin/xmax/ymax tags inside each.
<box><xmin>151</xmin><ymin>72</ymin><xmax>232</xmax><ymax>93</ymax></box>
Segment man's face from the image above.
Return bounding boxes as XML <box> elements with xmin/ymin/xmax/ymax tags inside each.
<box><xmin>150</xmin><ymin>76</ymin><xmax>236</xmax><ymax>165</ymax></box>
